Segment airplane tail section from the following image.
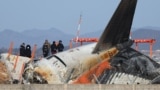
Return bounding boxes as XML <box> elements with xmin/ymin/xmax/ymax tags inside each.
<box><xmin>92</xmin><ymin>0</ymin><xmax>137</xmax><ymax>53</ymax></box>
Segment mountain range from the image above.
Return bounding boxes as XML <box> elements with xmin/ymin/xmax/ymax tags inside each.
<box><xmin>0</xmin><ymin>27</ymin><xmax>160</xmax><ymax>50</ymax></box>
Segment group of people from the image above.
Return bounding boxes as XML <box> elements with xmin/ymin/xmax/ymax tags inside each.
<box><xmin>19</xmin><ymin>40</ymin><xmax>64</xmax><ymax>58</ymax></box>
<box><xmin>19</xmin><ymin>43</ymin><xmax>32</xmax><ymax>58</ymax></box>
<box><xmin>42</xmin><ymin>40</ymin><xmax>64</xmax><ymax>57</ymax></box>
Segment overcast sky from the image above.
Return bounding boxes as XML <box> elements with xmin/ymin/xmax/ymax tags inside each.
<box><xmin>0</xmin><ymin>0</ymin><xmax>160</xmax><ymax>35</ymax></box>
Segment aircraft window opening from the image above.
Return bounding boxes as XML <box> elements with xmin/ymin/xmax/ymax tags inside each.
<box><xmin>46</xmin><ymin>55</ymin><xmax>67</xmax><ymax>67</ymax></box>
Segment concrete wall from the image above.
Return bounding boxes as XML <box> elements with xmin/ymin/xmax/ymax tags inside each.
<box><xmin>0</xmin><ymin>84</ymin><xmax>160</xmax><ymax>90</ymax></box>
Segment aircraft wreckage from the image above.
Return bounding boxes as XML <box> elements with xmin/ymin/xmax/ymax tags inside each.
<box><xmin>1</xmin><ymin>0</ymin><xmax>160</xmax><ymax>84</ymax></box>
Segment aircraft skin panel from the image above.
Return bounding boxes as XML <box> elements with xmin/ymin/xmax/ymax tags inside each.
<box><xmin>0</xmin><ymin>53</ymin><xmax>30</xmax><ymax>80</ymax></box>
<box><xmin>34</xmin><ymin>59</ymin><xmax>63</xmax><ymax>84</ymax></box>
<box><xmin>55</xmin><ymin>43</ymin><xmax>96</xmax><ymax>67</ymax></box>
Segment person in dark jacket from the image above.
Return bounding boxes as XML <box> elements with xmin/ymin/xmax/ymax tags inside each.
<box><xmin>25</xmin><ymin>44</ymin><xmax>31</xmax><ymax>58</ymax></box>
<box><xmin>42</xmin><ymin>39</ymin><xmax>50</xmax><ymax>57</ymax></box>
<box><xmin>57</xmin><ymin>40</ymin><xmax>64</xmax><ymax>52</ymax></box>
<box><xmin>51</xmin><ymin>41</ymin><xmax>57</xmax><ymax>54</ymax></box>
<box><xmin>20</xmin><ymin>43</ymin><xmax>26</xmax><ymax>56</ymax></box>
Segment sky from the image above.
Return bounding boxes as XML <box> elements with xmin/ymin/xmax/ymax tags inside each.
<box><xmin>0</xmin><ymin>0</ymin><xmax>160</xmax><ymax>35</ymax></box>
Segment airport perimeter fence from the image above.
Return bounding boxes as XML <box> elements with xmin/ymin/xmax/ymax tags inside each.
<box><xmin>0</xmin><ymin>84</ymin><xmax>160</xmax><ymax>90</ymax></box>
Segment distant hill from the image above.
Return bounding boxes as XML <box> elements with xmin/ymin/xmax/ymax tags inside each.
<box><xmin>131</xmin><ymin>28</ymin><xmax>160</xmax><ymax>50</ymax></box>
<box><xmin>0</xmin><ymin>28</ymin><xmax>74</xmax><ymax>48</ymax></box>
<box><xmin>0</xmin><ymin>27</ymin><xmax>160</xmax><ymax>51</ymax></box>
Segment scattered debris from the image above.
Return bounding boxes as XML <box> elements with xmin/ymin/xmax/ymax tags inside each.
<box><xmin>0</xmin><ymin>61</ymin><xmax>10</xmax><ymax>84</ymax></box>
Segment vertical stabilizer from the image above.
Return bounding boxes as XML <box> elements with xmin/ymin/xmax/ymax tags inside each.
<box><xmin>92</xmin><ymin>0</ymin><xmax>137</xmax><ymax>53</ymax></box>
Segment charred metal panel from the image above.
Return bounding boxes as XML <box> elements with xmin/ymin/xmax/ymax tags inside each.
<box><xmin>98</xmin><ymin>47</ymin><xmax>160</xmax><ymax>84</ymax></box>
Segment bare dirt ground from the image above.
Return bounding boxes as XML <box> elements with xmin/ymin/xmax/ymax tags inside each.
<box><xmin>0</xmin><ymin>61</ymin><xmax>10</xmax><ymax>84</ymax></box>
